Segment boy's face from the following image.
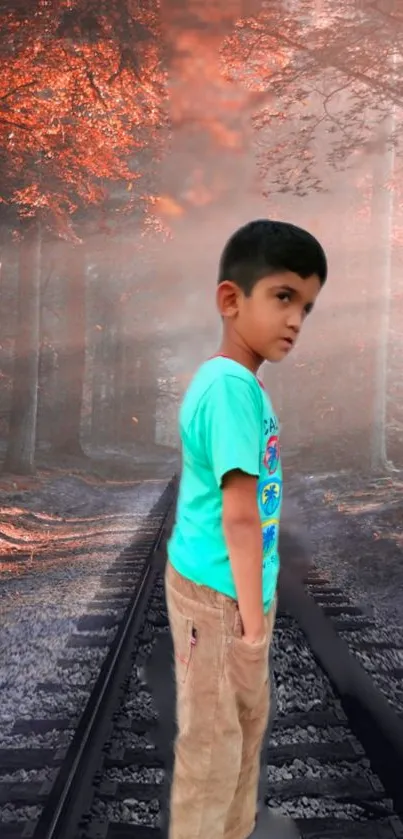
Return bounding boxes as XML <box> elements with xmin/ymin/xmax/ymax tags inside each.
<box><xmin>218</xmin><ymin>271</ymin><xmax>322</xmax><ymax>364</ymax></box>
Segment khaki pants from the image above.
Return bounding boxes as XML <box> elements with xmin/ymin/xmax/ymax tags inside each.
<box><xmin>165</xmin><ymin>562</ymin><xmax>276</xmax><ymax>839</ymax></box>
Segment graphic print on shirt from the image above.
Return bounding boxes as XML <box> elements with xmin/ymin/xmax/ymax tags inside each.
<box><xmin>264</xmin><ymin>415</ymin><xmax>279</xmax><ymax>436</ymax></box>
<box><xmin>263</xmin><ymin>434</ymin><xmax>280</xmax><ymax>475</ymax></box>
<box><xmin>261</xmin><ymin>518</ymin><xmax>278</xmax><ymax>554</ymax></box>
<box><xmin>258</xmin><ymin>478</ymin><xmax>282</xmax><ymax>517</ymax></box>
<box><xmin>260</xmin><ymin>412</ymin><xmax>281</xmax><ymax>587</ymax></box>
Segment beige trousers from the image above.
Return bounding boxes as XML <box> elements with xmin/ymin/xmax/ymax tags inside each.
<box><xmin>165</xmin><ymin>562</ymin><xmax>276</xmax><ymax>839</ymax></box>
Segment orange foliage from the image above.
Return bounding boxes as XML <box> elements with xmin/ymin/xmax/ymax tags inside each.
<box><xmin>0</xmin><ymin>0</ymin><xmax>165</xmax><ymax>233</ymax></box>
<box><xmin>154</xmin><ymin>195</ymin><xmax>184</xmax><ymax>218</ymax></box>
<box><xmin>221</xmin><ymin>2</ymin><xmax>403</xmax><ymax>197</ymax></box>
<box><xmin>156</xmin><ymin>0</ymin><xmax>260</xmax><ymax>225</ymax></box>
<box><xmin>161</xmin><ymin>2</ymin><xmax>246</xmax><ymax>141</ymax></box>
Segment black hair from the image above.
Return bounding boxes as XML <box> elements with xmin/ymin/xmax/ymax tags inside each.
<box><xmin>218</xmin><ymin>219</ymin><xmax>327</xmax><ymax>295</ymax></box>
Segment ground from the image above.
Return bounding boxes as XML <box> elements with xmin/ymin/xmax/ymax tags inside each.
<box><xmin>1</xmin><ymin>447</ymin><xmax>402</xmax><ymax>631</ymax></box>
<box><xmin>0</xmin><ymin>443</ymin><xmax>180</xmax><ymax>575</ymax></box>
<box><xmin>285</xmin><ymin>465</ymin><xmax>403</xmax><ymax>629</ymax></box>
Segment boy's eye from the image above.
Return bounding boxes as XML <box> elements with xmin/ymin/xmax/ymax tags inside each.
<box><xmin>277</xmin><ymin>291</ymin><xmax>291</xmax><ymax>303</ymax></box>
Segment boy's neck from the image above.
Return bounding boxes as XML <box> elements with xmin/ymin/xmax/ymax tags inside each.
<box><xmin>216</xmin><ymin>338</ymin><xmax>263</xmax><ymax>376</ymax></box>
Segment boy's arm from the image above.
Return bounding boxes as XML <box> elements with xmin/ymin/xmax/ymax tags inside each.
<box><xmin>222</xmin><ymin>470</ymin><xmax>265</xmax><ymax>643</ymax></box>
<box><xmin>201</xmin><ymin>375</ymin><xmax>265</xmax><ymax>643</ymax></box>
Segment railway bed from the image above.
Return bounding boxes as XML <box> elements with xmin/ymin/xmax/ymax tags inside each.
<box><xmin>1</xmin><ymin>482</ymin><xmax>403</xmax><ymax>839</ymax></box>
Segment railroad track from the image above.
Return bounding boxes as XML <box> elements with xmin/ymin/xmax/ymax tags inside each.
<box><xmin>276</xmin><ymin>570</ymin><xmax>403</xmax><ymax>837</ymax></box>
<box><xmin>0</xmin><ymin>478</ymin><xmax>177</xmax><ymax>839</ymax></box>
<box><xmin>1</xmin><ymin>488</ymin><xmax>403</xmax><ymax>839</ymax></box>
<box><xmin>303</xmin><ymin>571</ymin><xmax>403</xmax><ymax>720</ymax></box>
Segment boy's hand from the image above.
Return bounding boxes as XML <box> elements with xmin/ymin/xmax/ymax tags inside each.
<box><xmin>222</xmin><ymin>469</ymin><xmax>265</xmax><ymax>639</ymax></box>
<box><xmin>242</xmin><ymin>631</ymin><xmax>266</xmax><ymax>646</ymax></box>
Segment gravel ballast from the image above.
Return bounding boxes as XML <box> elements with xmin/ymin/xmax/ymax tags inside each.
<box><xmin>283</xmin><ymin>473</ymin><xmax>403</xmax><ymax>715</ymax></box>
<box><xmin>2</xmin><ymin>469</ymin><xmax>401</xmax><ymax>833</ymax></box>
<box><xmin>86</xmin><ymin>597</ymin><xmax>391</xmax><ymax>829</ymax></box>
<box><xmin>0</xmin><ymin>479</ymin><xmax>168</xmax><ymax>746</ymax></box>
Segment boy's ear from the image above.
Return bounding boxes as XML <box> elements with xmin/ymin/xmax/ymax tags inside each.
<box><xmin>216</xmin><ymin>281</ymin><xmax>241</xmax><ymax>318</ymax></box>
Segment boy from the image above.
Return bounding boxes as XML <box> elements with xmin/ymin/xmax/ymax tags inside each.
<box><xmin>165</xmin><ymin>219</ymin><xmax>328</xmax><ymax>839</ymax></box>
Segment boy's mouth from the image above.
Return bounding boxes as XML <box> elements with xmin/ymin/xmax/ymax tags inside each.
<box><xmin>279</xmin><ymin>336</ymin><xmax>294</xmax><ymax>349</ymax></box>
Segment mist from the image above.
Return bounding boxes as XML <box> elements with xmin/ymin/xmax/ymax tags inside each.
<box><xmin>0</xmin><ymin>1</ymin><xmax>400</xmax><ymax>478</ymax></box>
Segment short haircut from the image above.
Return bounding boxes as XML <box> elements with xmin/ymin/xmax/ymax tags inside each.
<box><xmin>218</xmin><ymin>219</ymin><xmax>327</xmax><ymax>295</ymax></box>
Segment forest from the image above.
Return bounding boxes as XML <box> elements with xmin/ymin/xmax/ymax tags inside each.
<box><xmin>0</xmin><ymin>0</ymin><xmax>402</xmax><ymax>478</ymax></box>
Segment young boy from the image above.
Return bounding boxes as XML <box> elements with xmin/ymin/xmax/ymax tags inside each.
<box><xmin>165</xmin><ymin>219</ymin><xmax>328</xmax><ymax>839</ymax></box>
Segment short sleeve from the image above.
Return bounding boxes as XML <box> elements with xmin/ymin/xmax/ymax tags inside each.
<box><xmin>199</xmin><ymin>374</ymin><xmax>262</xmax><ymax>487</ymax></box>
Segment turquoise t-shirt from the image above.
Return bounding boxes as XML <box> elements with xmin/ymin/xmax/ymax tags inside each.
<box><xmin>168</xmin><ymin>357</ymin><xmax>282</xmax><ymax>612</ymax></box>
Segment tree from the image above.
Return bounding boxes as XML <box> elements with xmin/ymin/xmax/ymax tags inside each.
<box><xmin>50</xmin><ymin>243</ymin><xmax>87</xmax><ymax>455</ymax></box>
<box><xmin>3</xmin><ymin>221</ymin><xmax>42</xmax><ymax>474</ymax></box>
<box><xmin>223</xmin><ymin>0</ymin><xmax>403</xmax><ymax>195</ymax></box>
<box><xmin>370</xmin><ymin>107</ymin><xmax>397</xmax><ymax>471</ymax></box>
<box><xmin>0</xmin><ymin>0</ymin><xmax>164</xmax><ymax>232</ymax></box>
<box><xmin>1</xmin><ymin>0</ymin><xmax>164</xmax><ymax>473</ymax></box>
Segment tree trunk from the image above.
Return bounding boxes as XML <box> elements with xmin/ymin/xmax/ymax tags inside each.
<box><xmin>370</xmin><ymin>112</ymin><xmax>396</xmax><ymax>472</ymax></box>
<box><xmin>114</xmin><ymin>333</ymin><xmax>126</xmax><ymax>446</ymax></box>
<box><xmin>135</xmin><ymin>339</ymin><xmax>158</xmax><ymax>445</ymax></box>
<box><xmin>91</xmin><ymin>331</ymin><xmax>105</xmax><ymax>445</ymax></box>
<box><xmin>51</xmin><ymin>244</ymin><xmax>87</xmax><ymax>456</ymax></box>
<box><xmin>3</xmin><ymin>222</ymin><xmax>42</xmax><ymax>475</ymax></box>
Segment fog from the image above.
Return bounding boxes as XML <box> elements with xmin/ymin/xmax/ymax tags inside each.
<box><xmin>0</xmin><ymin>0</ymin><xmax>402</xmax><ymax>478</ymax></box>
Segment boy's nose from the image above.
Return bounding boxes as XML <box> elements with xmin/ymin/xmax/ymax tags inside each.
<box><xmin>286</xmin><ymin>310</ymin><xmax>303</xmax><ymax>332</ymax></box>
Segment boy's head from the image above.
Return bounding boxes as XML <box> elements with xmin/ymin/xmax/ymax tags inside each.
<box><xmin>217</xmin><ymin>219</ymin><xmax>327</xmax><ymax>364</ymax></box>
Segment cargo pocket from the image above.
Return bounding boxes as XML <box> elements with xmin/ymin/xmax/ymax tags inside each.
<box><xmin>172</xmin><ymin>612</ymin><xmax>196</xmax><ymax>686</ymax></box>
